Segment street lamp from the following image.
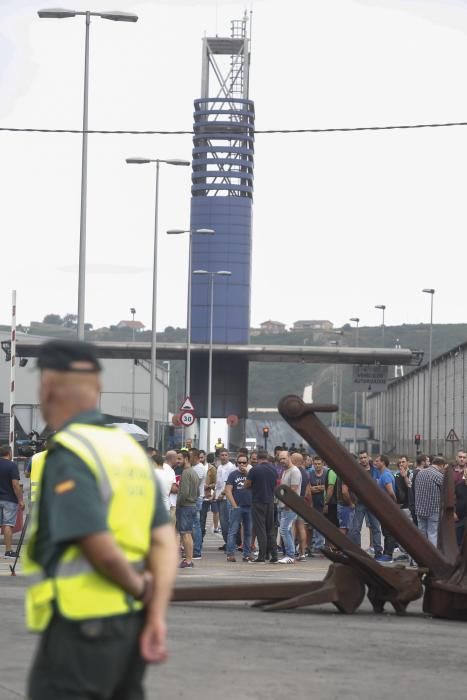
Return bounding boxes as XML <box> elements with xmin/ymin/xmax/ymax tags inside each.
<box><xmin>166</xmin><ymin>228</ymin><xmax>215</xmax><ymax>403</ymax></box>
<box><xmin>374</xmin><ymin>305</ymin><xmax>386</xmax><ymax>347</ymax></box>
<box><xmin>126</xmin><ymin>157</ymin><xmax>190</xmax><ymax>447</ymax></box>
<box><xmin>422</xmin><ymin>288</ymin><xmax>435</xmax><ymax>454</ymax></box>
<box><xmin>130</xmin><ymin>307</ymin><xmax>136</xmax><ymax>423</ymax></box>
<box><xmin>374</xmin><ymin>304</ymin><xmax>386</xmax><ymax>455</ymax></box>
<box><xmin>328</xmin><ymin>340</ymin><xmax>339</xmax><ymax>434</ymax></box>
<box><xmin>350</xmin><ymin>317</ymin><xmax>360</xmax><ymax>453</ymax></box>
<box><xmin>39</xmin><ymin>8</ymin><xmax>138</xmax><ymax>340</ymax></box>
<box><xmin>193</xmin><ymin>269</ymin><xmax>232</xmax><ymax>452</ymax></box>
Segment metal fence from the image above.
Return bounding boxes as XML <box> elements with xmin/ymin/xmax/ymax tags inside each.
<box><xmin>366</xmin><ymin>342</ymin><xmax>467</xmax><ymax>458</ymax></box>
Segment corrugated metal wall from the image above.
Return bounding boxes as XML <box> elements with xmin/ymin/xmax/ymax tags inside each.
<box><xmin>366</xmin><ymin>346</ymin><xmax>467</xmax><ymax>456</ymax></box>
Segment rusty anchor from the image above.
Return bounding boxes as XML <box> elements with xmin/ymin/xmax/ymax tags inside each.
<box><xmin>173</xmin><ymin>396</ymin><xmax>467</xmax><ymax>620</ymax></box>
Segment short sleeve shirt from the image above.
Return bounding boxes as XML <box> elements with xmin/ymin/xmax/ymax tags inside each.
<box><xmin>226</xmin><ymin>469</ymin><xmax>252</xmax><ymax>507</ymax></box>
<box><xmin>247</xmin><ymin>463</ymin><xmax>277</xmax><ymax>504</ymax></box>
<box><xmin>326</xmin><ymin>469</ymin><xmax>338</xmax><ymax>504</ymax></box>
<box><xmin>378</xmin><ymin>469</ymin><xmax>396</xmax><ymax>496</ymax></box>
<box><xmin>33</xmin><ymin>410</ymin><xmax>170</xmax><ymax>578</ymax></box>
<box><xmin>0</xmin><ymin>458</ymin><xmax>20</xmax><ymax>503</ymax></box>
<box><xmin>279</xmin><ymin>466</ymin><xmax>302</xmax><ymax>507</ymax></box>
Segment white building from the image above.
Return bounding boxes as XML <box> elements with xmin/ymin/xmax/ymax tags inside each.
<box><xmin>0</xmin><ymin>331</ymin><xmax>169</xmax><ymax>444</ymax></box>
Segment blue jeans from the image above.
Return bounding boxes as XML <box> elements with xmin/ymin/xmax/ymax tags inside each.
<box><xmin>218</xmin><ymin>499</ymin><xmax>231</xmax><ymax>543</ymax></box>
<box><xmin>226</xmin><ymin>506</ymin><xmax>252</xmax><ymax>556</ymax></box>
<box><xmin>279</xmin><ymin>509</ymin><xmax>297</xmax><ymax>558</ymax></box>
<box><xmin>192</xmin><ymin>497</ymin><xmax>203</xmax><ymax>557</ymax></box>
<box><xmin>337</xmin><ymin>504</ymin><xmax>354</xmax><ymax>530</ymax></box>
<box><xmin>417</xmin><ymin>513</ymin><xmax>439</xmax><ymax>547</ymax></box>
<box><xmin>348</xmin><ymin>502</ymin><xmax>383</xmax><ymax>556</ymax></box>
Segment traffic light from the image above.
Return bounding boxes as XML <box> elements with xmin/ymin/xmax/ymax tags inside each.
<box><xmin>263</xmin><ymin>427</ymin><xmax>269</xmax><ymax>438</ymax></box>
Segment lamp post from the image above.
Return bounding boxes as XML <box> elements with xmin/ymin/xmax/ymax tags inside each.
<box><xmin>130</xmin><ymin>307</ymin><xmax>136</xmax><ymax>423</ymax></box>
<box><xmin>39</xmin><ymin>8</ymin><xmax>138</xmax><ymax>340</ymax></box>
<box><xmin>126</xmin><ymin>157</ymin><xmax>190</xmax><ymax>447</ymax></box>
<box><xmin>192</xmin><ymin>270</ymin><xmax>232</xmax><ymax>452</ymax></box>
<box><xmin>166</xmin><ymin>228</ymin><xmax>215</xmax><ymax>402</ymax></box>
<box><xmin>422</xmin><ymin>289</ymin><xmax>435</xmax><ymax>454</ymax></box>
<box><xmin>328</xmin><ymin>340</ymin><xmax>339</xmax><ymax>432</ymax></box>
<box><xmin>375</xmin><ymin>304</ymin><xmax>386</xmax><ymax>454</ymax></box>
<box><xmin>350</xmin><ymin>317</ymin><xmax>360</xmax><ymax>453</ymax></box>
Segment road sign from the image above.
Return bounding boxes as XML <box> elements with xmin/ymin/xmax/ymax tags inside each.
<box><xmin>446</xmin><ymin>428</ymin><xmax>459</xmax><ymax>442</ymax></box>
<box><xmin>352</xmin><ymin>365</ymin><xmax>388</xmax><ymax>392</ymax></box>
<box><xmin>180</xmin><ymin>396</ymin><xmax>195</xmax><ymax>412</ymax></box>
<box><xmin>180</xmin><ymin>411</ymin><xmax>195</xmax><ymax>427</ymax></box>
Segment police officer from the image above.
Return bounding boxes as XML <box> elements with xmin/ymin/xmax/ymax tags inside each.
<box><xmin>25</xmin><ymin>340</ymin><xmax>177</xmax><ymax>700</ymax></box>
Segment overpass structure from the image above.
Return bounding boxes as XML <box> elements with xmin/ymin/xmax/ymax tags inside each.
<box><xmin>13</xmin><ymin>338</ymin><xmax>422</xmax><ymax>420</ymax></box>
<box><xmin>15</xmin><ymin>340</ymin><xmax>423</xmax><ymax>366</ymax></box>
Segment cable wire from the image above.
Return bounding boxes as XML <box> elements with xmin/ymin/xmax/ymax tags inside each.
<box><xmin>1</xmin><ymin>120</ymin><xmax>467</xmax><ymax>135</ymax></box>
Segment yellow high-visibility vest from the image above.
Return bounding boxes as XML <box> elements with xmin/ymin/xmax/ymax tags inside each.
<box><xmin>24</xmin><ymin>423</ymin><xmax>156</xmax><ymax>632</ymax></box>
<box><xmin>30</xmin><ymin>451</ymin><xmax>47</xmax><ymax>504</ymax></box>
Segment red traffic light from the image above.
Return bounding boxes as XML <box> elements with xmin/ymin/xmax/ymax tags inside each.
<box><xmin>263</xmin><ymin>427</ymin><xmax>269</xmax><ymax>436</ymax></box>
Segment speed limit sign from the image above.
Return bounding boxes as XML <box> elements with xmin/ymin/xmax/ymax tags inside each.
<box><xmin>180</xmin><ymin>411</ymin><xmax>195</xmax><ymax>427</ymax></box>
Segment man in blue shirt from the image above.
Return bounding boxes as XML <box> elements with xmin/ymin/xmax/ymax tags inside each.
<box><xmin>347</xmin><ymin>450</ymin><xmax>384</xmax><ymax>560</ymax></box>
<box><xmin>374</xmin><ymin>454</ymin><xmax>397</xmax><ymax>562</ymax></box>
<box><xmin>0</xmin><ymin>444</ymin><xmax>25</xmax><ymax>558</ymax></box>
<box><xmin>224</xmin><ymin>456</ymin><xmax>253</xmax><ymax>562</ymax></box>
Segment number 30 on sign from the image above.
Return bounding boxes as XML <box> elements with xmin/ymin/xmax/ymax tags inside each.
<box><xmin>180</xmin><ymin>411</ymin><xmax>195</xmax><ymax>427</ymax></box>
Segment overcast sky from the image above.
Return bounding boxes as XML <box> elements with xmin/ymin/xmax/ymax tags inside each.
<box><xmin>1</xmin><ymin>0</ymin><xmax>467</xmax><ymax>332</ymax></box>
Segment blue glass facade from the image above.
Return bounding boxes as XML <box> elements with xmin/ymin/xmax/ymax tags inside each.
<box><xmin>190</xmin><ymin>97</ymin><xmax>254</xmax><ymax>345</ymax></box>
<box><xmin>190</xmin><ymin>197</ymin><xmax>252</xmax><ymax>344</ymax></box>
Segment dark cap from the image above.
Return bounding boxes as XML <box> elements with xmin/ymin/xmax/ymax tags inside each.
<box><xmin>37</xmin><ymin>340</ymin><xmax>101</xmax><ymax>373</ymax></box>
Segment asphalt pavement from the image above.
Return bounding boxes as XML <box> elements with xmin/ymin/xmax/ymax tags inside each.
<box><xmin>0</xmin><ymin>526</ymin><xmax>464</xmax><ymax>700</ymax></box>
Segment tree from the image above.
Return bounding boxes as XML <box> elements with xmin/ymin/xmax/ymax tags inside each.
<box><xmin>43</xmin><ymin>314</ymin><xmax>62</xmax><ymax>325</ymax></box>
<box><xmin>63</xmin><ymin>313</ymin><xmax>78</xmax><ymax>329</ymax></box>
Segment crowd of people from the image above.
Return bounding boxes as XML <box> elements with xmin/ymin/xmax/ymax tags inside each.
<box><xmin>148</xmin><ymin>443</ymin><xmax>467</xmax><ymax>569</ymax></box>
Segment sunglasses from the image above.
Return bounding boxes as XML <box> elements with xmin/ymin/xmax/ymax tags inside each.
<box><xmin>237</xmin><ymin>460</ymin><xmax>248</xmax><ymax>464</ymax></box>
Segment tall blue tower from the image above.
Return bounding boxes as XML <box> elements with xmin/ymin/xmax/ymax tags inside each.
<box><xmin>189</xmin><ymin>16</ymin><xmax>254</xmax><ymax>425</ymax></box>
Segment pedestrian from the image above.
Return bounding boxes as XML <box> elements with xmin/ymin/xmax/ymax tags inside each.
<box><xmin>249</xmin><ymin>451</ymin><xmax>258</xmax><ymax>467</ymax></box>
<box><xmin>347</xmin><ymin>450</ymin><xmax>384</xmax><ymax>560</ymax></box>
<box><xmin>214</xmin><ymin>449</ymin><xmax>236</xmax><ymax>549</ymax></box>
<box><xmin>25</xmin><ymin>339</ymin><xmax>177</xmax><ymax>700</ymax></box>
<box><xmin>245</xmin><ymin>449</ymin><xmax>278</xmax><ymax>563</ymax></box>
<box><xmin>0</xmin><ymin>444</ymin><xmax>25</xmax><ymax>558</ymax></box>
<box><xmin>290</xmin><ymin>452</ymin><xmax>311</xmax><ymax>560</ymax></box>
<box><xmin>308</xmin><ymin>456</ymin><xmax>327</xmax><ymax>553</ymax></box>
<box><xmin>277</xmin><ymin>453</ymin><xmax>302</xmax><ymax>564</ymax></box>
<box><xmin>323</xmin><ymin>467</ymin><xmax>339</xmax><ymax>528</ymax></box>
<box><xmin>200</xmin><ymin>452</ymin><xmax>217</xmax><ymax>539</ymax></box>
<box><xmin>161</xmin><ymin>450</ymin><xmax>179</xmax><ymax>522</ymax></box>
<box><xmin>153</xmin><ymin>452</ymin><xmax>176</xmax><ymax>517</ymax></box>
<box><xmin>453</xmin><ymin>450</ymin><xmax>467</xmax><ymax>485</ymax></box>
<box><xmin>176</xmin><ymin>450</ymin><xmax>200</xmax><ymax>568</ymax></box>
<box><xmin>454</xmin><ymin>465</ymin><xmax>467</xmax><ymax>546</ymax></box>
<box><xmin>374</xmin><ymin>454</ymin><xmax>397</xmax><ymax>561</ymax></box>
<box><xmin>224</xmin><ymin>455</ymin><xmax>253</xmax><ymax>562</ymax></box>
<box><xmin>190</xmin><ymin>448</ymin><xmax>208</xmax><ymax>561</ymax></box>
<box><xmin>414</xmin><ymin>455</ymin><xmax>445</xmax><ymax>546</ymax></box>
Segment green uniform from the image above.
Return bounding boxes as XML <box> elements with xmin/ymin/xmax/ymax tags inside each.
<box><xmin>27</xmin><ymin>410</ymin><xmax>170</xmax><ymax>700</ymax></box>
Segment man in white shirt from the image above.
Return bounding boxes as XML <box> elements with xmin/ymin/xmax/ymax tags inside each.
<box><xmin>214</xmin><ymin>449</ymin><xmax>236</xmax><ymax>547</ymax></box>
<box><xmin>152</xmin><ymin>453</ymin><xmax>176</xmax><ymax>515</ymax></box>
<box><xmin>165</xmin><ymin>450</ymin><xmax>181</xmax><ymax>520</ymax></box>
<box><xmin>278</xmin><ymin>452</ymin><xmax>302</xmax><ymax>564</ymax></box>
<box><xmin>190</xmin><ymin>448</ymin><xmax>208</xmax><ymax>560</ymax></box>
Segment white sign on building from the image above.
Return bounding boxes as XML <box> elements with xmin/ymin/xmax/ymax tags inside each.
<box><xmin>352</xmin><ymin>365</ymin><xmax>388</xmax><ymax>392</ymax></box>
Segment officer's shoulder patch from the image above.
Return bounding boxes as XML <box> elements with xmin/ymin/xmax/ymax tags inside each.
<box><xmin>55</xmin><ymin>479</ymin><xmax>76</xmax><ymax>495</ymax></box>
